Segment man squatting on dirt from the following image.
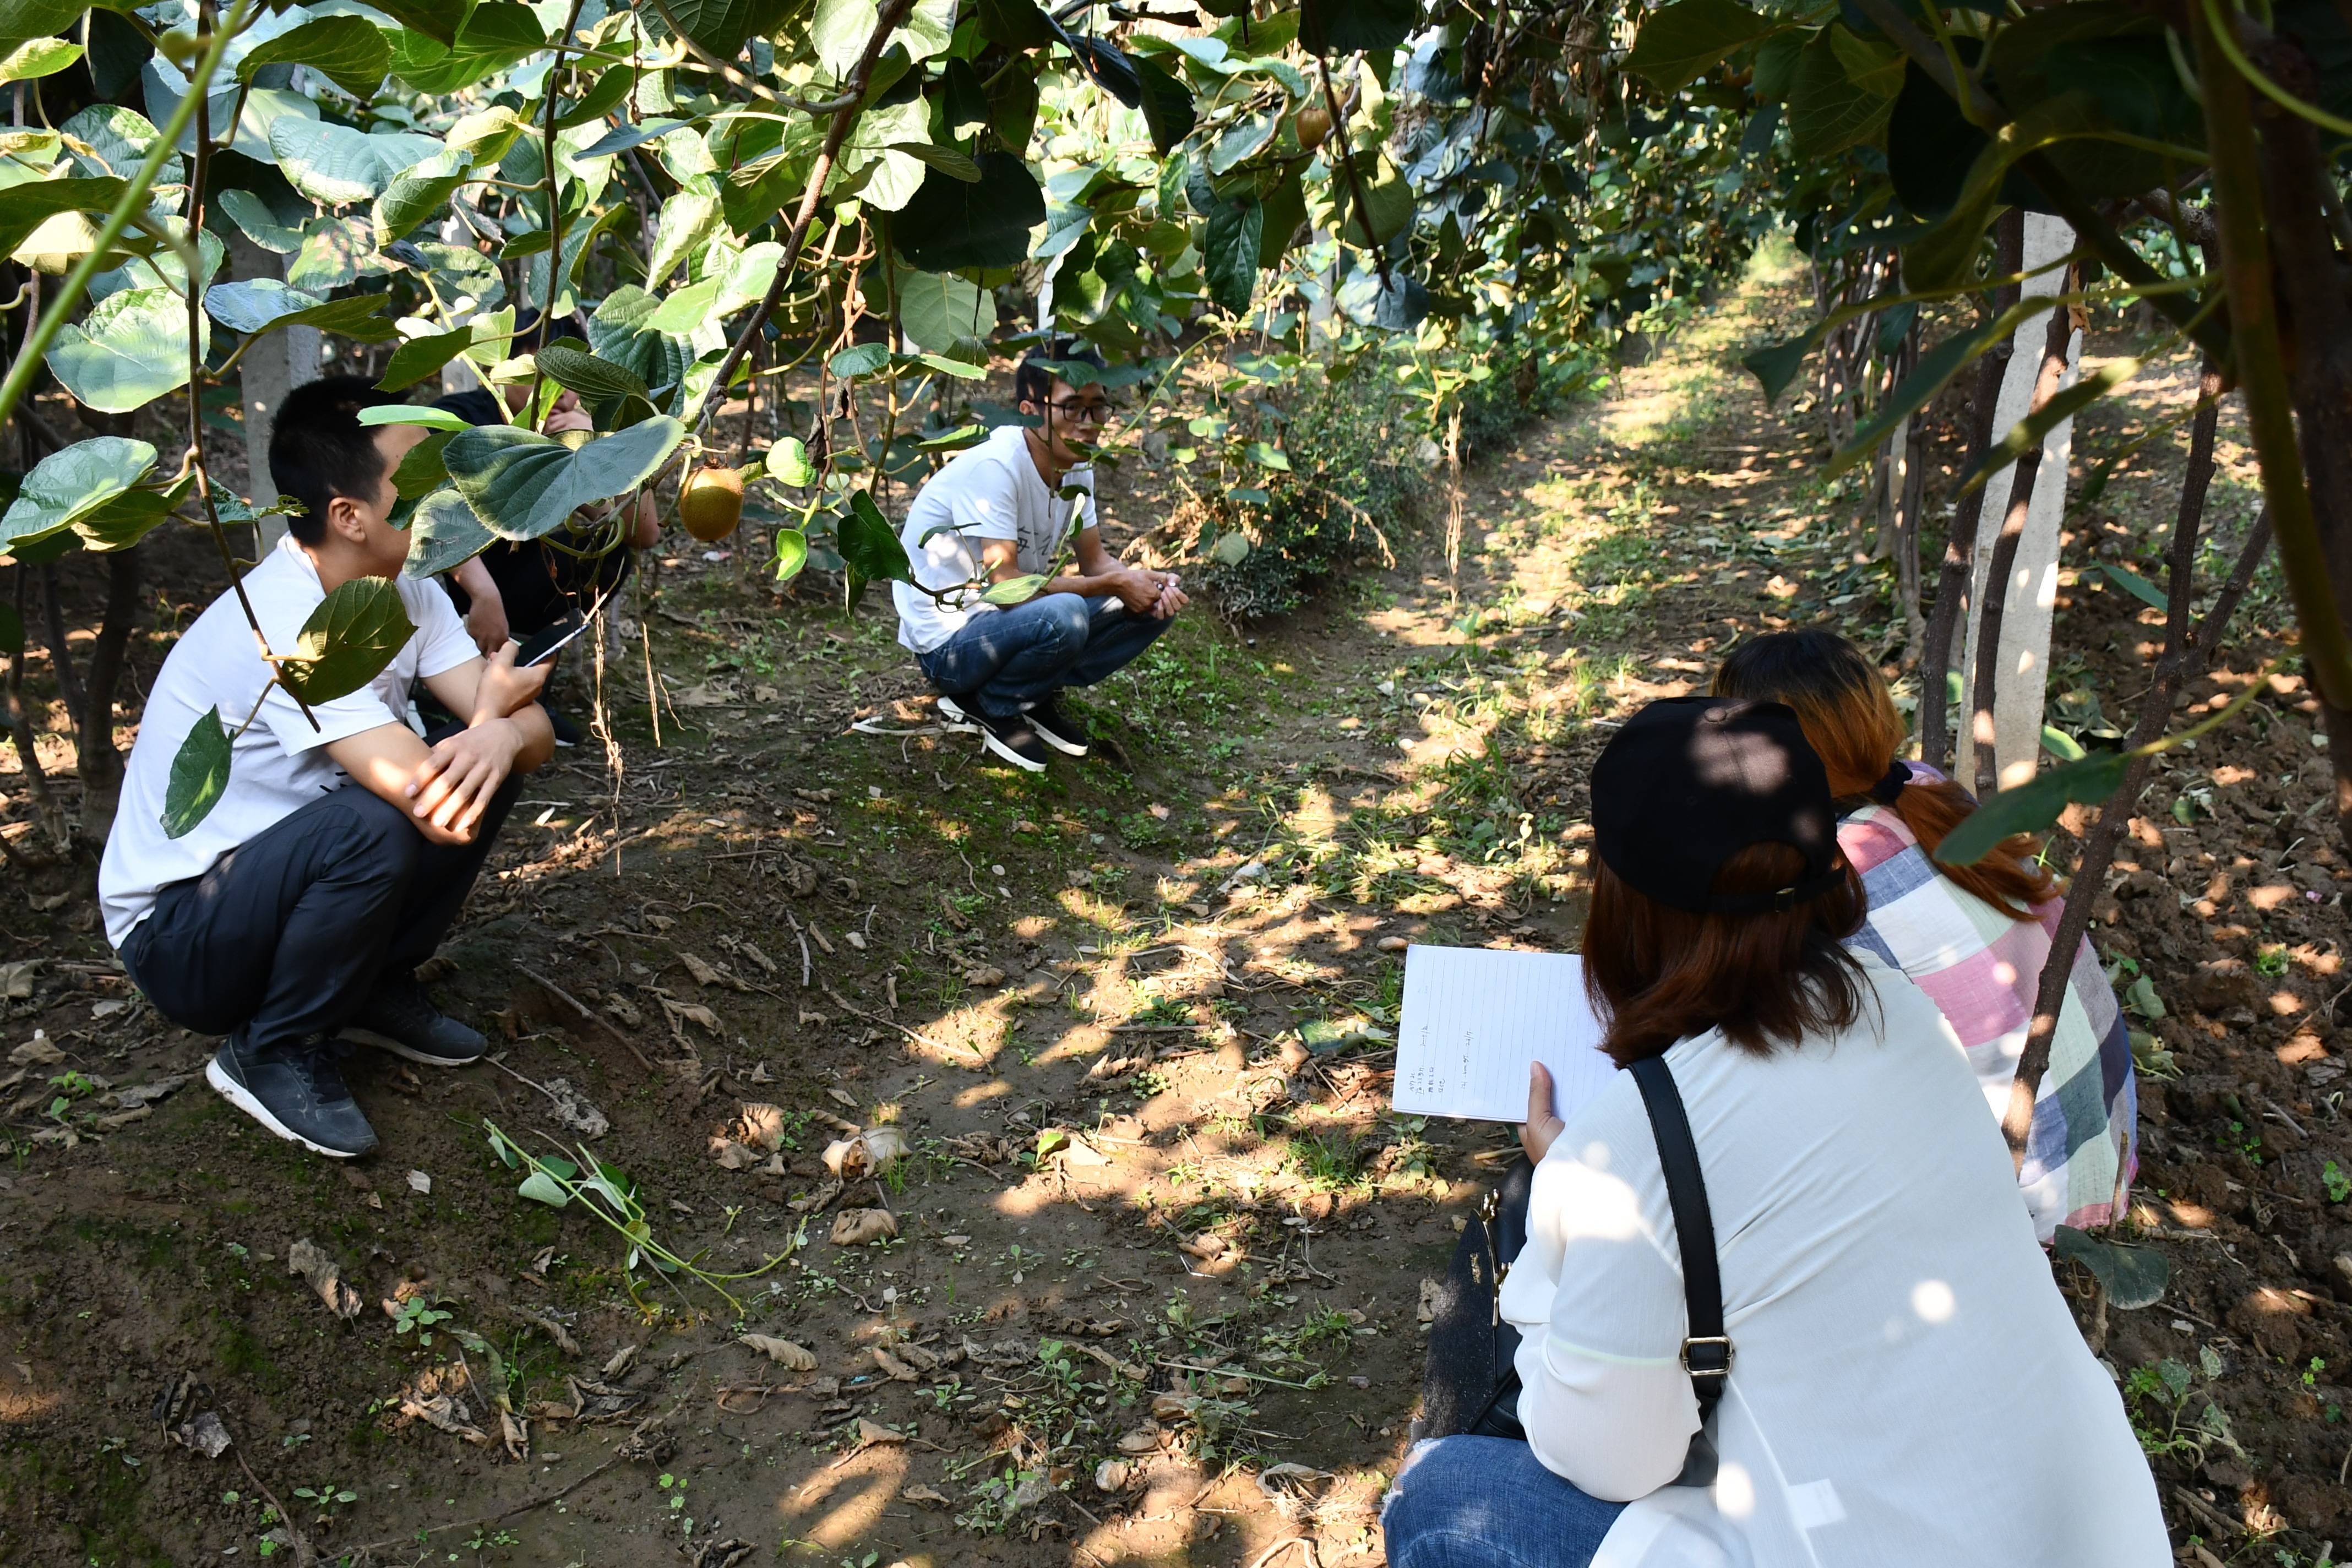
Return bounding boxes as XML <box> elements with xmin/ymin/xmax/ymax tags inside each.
<box><xmin>97</xmin><ymin>378</ymin><xmax>556</xmax><ymax>1161</ymax></box>
<box><xmin>894</xmin><ymin>341</ymin><xmax>1190</xmax><ymax>772</ymax></box>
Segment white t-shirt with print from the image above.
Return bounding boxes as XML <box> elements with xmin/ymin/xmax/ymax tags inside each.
<box><xmin>99</xmin><ymin>532</ymin><xmax>477</xmax><ymax>949</ymax></box>
<box><xmin>891</xmin><ymin>424</ymin><xmax>1095</xmax><ymax>655</ymax></box>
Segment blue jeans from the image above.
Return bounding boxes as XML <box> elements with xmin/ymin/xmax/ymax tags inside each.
<box><xmin>1380</xmin><ymin>1437</ymin><xmax>1627</xmax><ymax>1568</ymax></box>
<box><xmin>916</xmin><ymin>594</ymin><xmax>1168</xmax><ymax>719</ymax></box>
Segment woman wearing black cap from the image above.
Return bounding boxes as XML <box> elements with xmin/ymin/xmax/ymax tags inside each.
<box><xmin>1381</xmin><ymin>698</ymin><xmax>2164</xmax><ymax>1567</ymax></box>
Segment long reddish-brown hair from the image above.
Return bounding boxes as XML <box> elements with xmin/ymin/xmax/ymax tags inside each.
<box><xmin>1711</xmin><ymin>629</ymin><xmax>2056</xmax><ymax>919</ymax></box>
<box><xmin>1583</xmin><ymin>842</ymin><xmax>1869</xmax><ymax>1065</ymax></box>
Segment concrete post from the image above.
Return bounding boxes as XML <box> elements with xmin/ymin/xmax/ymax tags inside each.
<box><xmin>229</xmin><ymin>234</ymin><xmax>320</xmax><ymax>556</ymax></box>
<box><xmin>1957</xmin><ymin>212</ymin><xmax>2082</xmax><ymax>792</ymax></box>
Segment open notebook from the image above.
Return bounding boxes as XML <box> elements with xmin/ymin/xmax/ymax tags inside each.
<box><xmin>1392</xmin><ymin>945</ymin><xmax>1616</xmax><ymax>1124</ymax></box>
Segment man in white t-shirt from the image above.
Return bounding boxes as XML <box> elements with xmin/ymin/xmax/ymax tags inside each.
<box><xmin>892</xmin><ymin>342</ymin><xmax>1187</xmax><ymax>771</ymax></box>
<box><xmin>98</xmin><ymin>377</ymin><xmax>556</xmax><ymax>1159</ymax></box>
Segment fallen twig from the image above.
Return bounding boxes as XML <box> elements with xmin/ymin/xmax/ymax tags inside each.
<box><xmin>519</xmin><ymin>965</ymin><xmax>656</xmax><ymax>1073</ymax></box>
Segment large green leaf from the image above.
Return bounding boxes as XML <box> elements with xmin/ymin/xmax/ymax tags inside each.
<box><xmin>0</xmin><ymin>175</ymin><xmax>129</xmax><ymax>259</ymax></box>
<box><xmin>589</xmin><ymin>286</ymin><xmax>699</xmax><ymax>396</ymax></box>
<box><xmin>287</xmin><ymin>216</ymin><xmax>385</xmax><ymax>293</ymax></box>
<box><xmin>445</xmin><ymin>419</ymin><xmax>686</xmax><ymax>542</ymax></box>
<box><xmin>1202</xmin><ymin>191</ymin><xmax>1262</xmax><ymax>312</ymax></box>
<box><xmin>1627</xmin><ymin>0</ymin><xmax>1780</xmax><ymax>93</ymax></box>
<box><xmin>1338</xmin><ymin>151</ymin><xmax>1412</xmax><ymax>247</ymax></box>
<box><xmin>390</xmin><ymin>429</ymin><xmax>455</xmax><ymax>500</ymax></box>
<box><xmin>0</xmin><ymin>435</ymin><xmax>157</xmax><ymax>551</ymax></box>
<box><xmin>204</xmin><ymin>279</ymin><xmax>396</xmax><ymax>342</ymax></box>
<box><xmin>1299</xmin><ymin>0</ymin><xmax>1415</xmax><ymax>55</ymax></box>
<box><xmin>364</xmin><ymin>0</ymin><xmax>462</xmax><ymax>45</ymax></box>
<box><xmin>661</xmin><ymin>0</ymin><xmax>798</xmax><ymax>58</ymax></box>
<box><xmin>1902</xmin><ymin>94</ymin><xmax>2115</xmax><ymax>291</ymax></box>
<box><xmin>51</xmin><ymin>287</ymin><xmax>202</xmax><ymax>413</ymax></box>
<box><xmin>216</xmin><ymin>188</ymin><xmax>303</xmax><ymax>254</ymax></box>
<box><xmin>536</xmin><ymin>343</ymin><xmax>651</xmax><ymax>402</ymax></box>
<box><xmin>898</xmin><ymin>270</ymin><xmax>995</xmax><ymax>358</ymax></box>
<box><xmin>1787</xmin><ymin>29</ymin><xmax>1893</xmax><ymax>160</ymax></box>
<box><xmin>372</xmin><ymin>150</ymin><xmax>472</xmax><ymax>247</ymax></box>
<box><xmin>268</xmin><ymin>119</ymin><xmax>443</xmax><ymax>207</ymax></box>
<box><xmin>281</xmin><ymin>578</ymin><xmax>416</xmax><ymax>706</ymax></box>
<box><xmin>375</xmin><ymin>309</ymin><xmax>513</xmax><ymax>394</ymax></box>
<box><xmin>386</xmin><ymin>4</ymin><xmax>546</xmax><ymax>94</ymax></box>
<box><xmin>895</xmin><ymin>153</ymin><xmax>1046</xmax><ymax>273</ymax></box>
<box><xmin>1934</xmin><ymin>750</ymin><xmax>2130</xmax><ymax>868</ymax></box>
<box><xmin>976</xmin><ymin>0</ymin><xmax>1055</xmax><ymax>48</ymax></box>
<box><xmin>645</xmin><ymin>189</ymin><xmax>722</xmax><ymax>289</ymax></box>
<box><xmin>838</xmin><ymin>487</ymin><xmax>910</xmax><ymax>609</ymax></box>
<box><xmin>0</xmin><ymin>36</ymin><xmax>80</xmax><ymax>84</ymax></box>
<box><xmin>2052</xmin><ymin>1224</ymin><xmax>2170</xmax><ymax>1309</ymax></box>
<box><xmin>402</xmin><ymin>488</ymin><xmax>498</xmax><ymax>578</ymax></box>
<box><xmin>161</xmin><ymin>706</ymin><xmax>232</xmax><ymax>839</ymax></box>
<box><xmin>60</xmin><ymin>105</ymin><xmax>179</xmax><ymax>187</ymax></box>
<box><xmin>236</xmin><ymin>16</ymin><xmax>390</xmax><ymax>97</ymax></box>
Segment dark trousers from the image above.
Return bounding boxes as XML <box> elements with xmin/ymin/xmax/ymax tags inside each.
<box><xmin>915</xmin><ymin>594</ymin><xmax>1169</xmax><ymax>719</ymax></box>
<box><xmin>1421</xmin><ymin>1157</ymin><xmax>1534</xmax><ymax>1441</ymax></box>
<box><xmin>121</xmin><ymin>775</ymin><xmax>519</xmax><ymax>1060</ymax></box>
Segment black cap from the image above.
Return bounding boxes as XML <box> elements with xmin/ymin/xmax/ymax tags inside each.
<box><xmin>1591</xmin><ymin>697</ymin><xmax>1844</xmax><ymax>916</ymax></box>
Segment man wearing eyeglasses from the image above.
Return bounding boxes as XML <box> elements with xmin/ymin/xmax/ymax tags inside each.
<box><xmin>892</xmin><ymin>341</ymin><xmax>1188</xmax><ymax>771</ymax></box>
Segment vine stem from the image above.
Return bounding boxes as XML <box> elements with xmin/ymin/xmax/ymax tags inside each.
<box><xmin>0</xmin><ymin>0</ymin><xmax>254</xmax><ymax>436</ymax></box>
<box><xmin>2192</xmin><ymin>0</ymin><xmax>2352</xmax><ymax>710</ymax></box>
<box><xmin>524</xmin><ymin>0</ymin><xmax>591</xmax><ymax>422</ymax></box>
<box><xmin>1317</xmin><ymin>57</ymin><xmax>1390</xmax><ymax>292</ymax></box>
<box><xmin>690</xmin><ymin>0</ymin><xmax>919</xmax><ymax>438</ymax></box>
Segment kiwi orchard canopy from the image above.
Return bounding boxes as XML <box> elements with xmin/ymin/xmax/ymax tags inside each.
<box><xmin>0</xmin><ymin>0</ymin><xmax>2346</xmax><ymax>880</ymax></box>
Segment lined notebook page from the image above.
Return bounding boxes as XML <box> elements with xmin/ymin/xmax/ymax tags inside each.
<box><xmin>1392</xmin><ymin>946</ymin><xmax>1616</xmax><ymax>1123</ymax></box>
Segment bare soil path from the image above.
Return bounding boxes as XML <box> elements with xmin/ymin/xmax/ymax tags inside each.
<box><xmin>3</xmin><ymin>246</ymin><xmax>2347</xmax><ymax>1566</ymax></box>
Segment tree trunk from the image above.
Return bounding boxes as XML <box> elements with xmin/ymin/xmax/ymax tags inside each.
<box><xmin>3</xmin><ymin>570</ymin><xmax>64</xmax><ymax>851</ymax></box>
<box><xmin>1919</xmin><ymin>211</ymin><xmax>2027</xmax><ymax>770</ymax></box>
<box><xmin>74</xmin><ymin>549</ymin><xmax>139</xmax><ymax>841</ymax></box>
<box><xmin>2259</xmin><ymin>108</ymin><xmax>2352</xmax><ymax>856</ymax></box>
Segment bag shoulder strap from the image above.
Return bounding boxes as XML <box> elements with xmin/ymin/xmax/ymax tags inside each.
<box><xmin>1625</xmin><ymin>1054</ymin><xmax>1731</xmax><ymax>1423</ymax></box>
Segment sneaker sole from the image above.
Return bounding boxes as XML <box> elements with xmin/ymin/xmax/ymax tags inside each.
<box><xmin>205</xmin><ymin>1057</ymin><xmax>374</xmax><ymax>1159</ymax></box>
<box><xmin>341</xmin><ymin>1026</ymin><xmax>487</xmax><ymax>1068</ymax></box>
<box><xmin>935</xmin><ymin>696</ymin><xmax>982</xmax><ymax>735</ymax></box>
<box><xmin>978</xmin><ymin>727</ymin><xmax>1050</xmax><ymax>772</ymax></box>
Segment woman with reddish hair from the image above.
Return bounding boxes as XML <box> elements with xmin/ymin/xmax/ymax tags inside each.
<box><xmin>1712</xmin><ymin>628</ymin><xmax>2135</xmax><ymax>1240</ymax></box>
<box><xmin>1387</xmin><ymin>697</ymin><xmax>2163</xmax><ymax>1567</ymax></box>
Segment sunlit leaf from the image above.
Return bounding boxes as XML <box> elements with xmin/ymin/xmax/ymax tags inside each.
<box><xmin>0</xmin><ymin>435</ymin><xmax>157</xmax><ymax>552</ymax></box>
<box><xmin>236</xmin><ymin>15</ymin><xmax>390</xmax><ymax>97</ymax></box>
<box><xmin>160</xmin><ymin>706</ymin><xmax>232</xmax><ymax>839</ymax></box>
<box><xmin>204</xmin><ymin>279</ymin><xmax>396</xmax><ymax>343</ymax></box>
<box><xmin>281</xmin><ymin>578</ymin><xmax>417</xmax><ymax>706</ymax></box>
<box><xmin>445</xmin><ymin>419</ymin><xmax>686</xmax><ymax>542</ymax></box>
<box><xmin>773</xmin><ymin>528</ymin><xmax>810</xmax><ymax>583</ymax></box>
<box><xmin>50</xmin><ymin>287</ymin><xmax>200</xmax><ymax>413</ymax></box>
<box><xmin>1933</xmin><ymin>750</ymin><xmax>2129</xmax><ymax>868</ymax></box>
<box><xmin>268</xmin><ymin>119</ymin><xmax>442</xmax><ymax>208</ymax></box>
<box><xmin>0</xmin><ymin>36</ymin><xmax>81</xmax><ymax>85</ymax></box>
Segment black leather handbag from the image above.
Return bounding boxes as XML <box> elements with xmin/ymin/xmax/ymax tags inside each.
<box><xmin>1419</xmin><ymin>1054</ymin><xmax>1730</xmax><ymax>1484</ymax></box>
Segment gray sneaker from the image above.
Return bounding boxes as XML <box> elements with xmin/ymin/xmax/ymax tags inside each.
<box><xmin>343</xmin><ymin>976</ymin><xmax>488</xmax><ymax>1067</ymax></box>
<box><xmin>206</xmin><ymin>1036</ymin><xmax>378</xmax><ymax>1159</ymax></box>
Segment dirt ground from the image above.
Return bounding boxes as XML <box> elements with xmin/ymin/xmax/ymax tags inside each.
<box><xmin>2</xmin><ymin>246</ymin><xmax>2348</xmax><ymax>1567</ymax></box>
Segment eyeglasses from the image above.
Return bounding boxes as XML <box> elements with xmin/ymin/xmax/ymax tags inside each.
<box><xmin>1046</xmin><ymin>400</ymin><xmax>1113</xmax><ymax>423</ymax></box>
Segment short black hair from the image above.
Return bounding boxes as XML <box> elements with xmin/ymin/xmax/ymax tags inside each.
<box><xmin>1015</xmin><ymin>337</ymin><xmax>1108</xmax><ymax>409</ymax></box>
<box><xmin>270</xmin><ymin>375</ymin><xmax>396</xmax><ymax>544</ymax></box>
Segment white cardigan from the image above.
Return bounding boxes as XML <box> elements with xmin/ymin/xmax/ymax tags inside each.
<box><xmin>1499</xmin><ymin>957</ymin><xmax>2169</xmax><ymax>1567</ymax></box>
